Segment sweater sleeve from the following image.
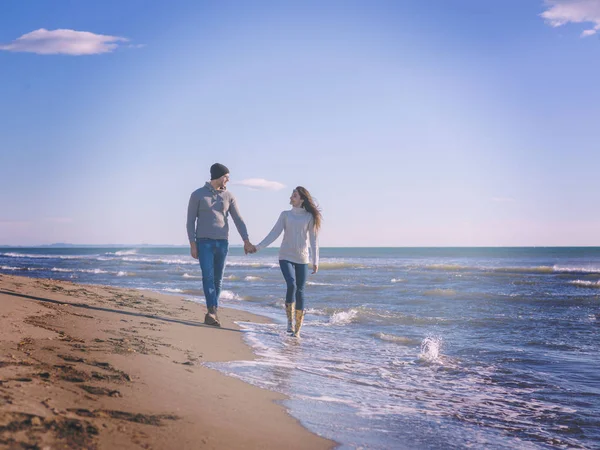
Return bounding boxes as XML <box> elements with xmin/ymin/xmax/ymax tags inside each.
<box><xmin>228</xmin><ymin>194</ymin><xmax>250</xmax><ymax>242</ymax></box>
<box><xmin>256</xmin><ymin>212</ymin><xmax>285</xmax><ymax>251</ymax></box>
<box><xmin>186</xmin><ymin>192</ymin><xmax>198</xmax><ymax>243</ymax></box>
<box><xmin>309</xmin><ymin>219</ymin><xmax>319</xmax><ymax>266</ymax></box>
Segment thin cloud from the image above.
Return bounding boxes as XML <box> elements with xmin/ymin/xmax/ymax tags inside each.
<box><xmin>0</xmin><ymin>28</ymin><xmax>131</xmax><ymax>55</ymax></box>
<box><xmin>44</xmin><ymin>217</ymin><xmax>73</xmax><ymax>224</ymax></box>
<box><xmin>234</xmin><ymin>178</ymin><xmax>286</xmax><ymax>191</ymax></box>
<box><xmin>0</xmin><ymin>220</ymin><xmax>32</xmax><ymax>226</ymax></box>
<box><xmin>541</xmin><ymin>0</ymin><xmax>600</xmax><ymax>37</ymax></box>
<box><xmin>492</xmin><ymin>197</ymin><xmax>516</xmax><ymax>203</ymax></box>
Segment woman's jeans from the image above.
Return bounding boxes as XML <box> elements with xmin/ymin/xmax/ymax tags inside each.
<box><xmin>197</xmin><ymin>238</ymin><xmax>229</xmax><ymax>309</ymax></box>
<box><xmin>279</xmin><ymin>260</ymin><xmax>308</xmax><ymax>310</ymax></box>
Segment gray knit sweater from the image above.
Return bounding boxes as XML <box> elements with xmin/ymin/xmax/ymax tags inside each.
<box><xmin>186</xmin><ymin>182</ymin><xmax>249</xmax><ymax>242</ymax></box>
<box><xmin>255</xmin><ymin>207</ymin><xmax>319</xmax><ymax>266</ymax></box>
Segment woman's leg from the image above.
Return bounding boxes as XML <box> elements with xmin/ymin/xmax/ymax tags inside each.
<box><xmin>294</xmin><ymin>263</ymin><xmax>309</xmax><ymax>311</ymax></box>
<box><xmin>279</xmin><ymin>260</ymin><xmax>296</xmax><ymax>304</ymax></box>
<box><xmin>279</xmin><ymin>260</ymin><xmax>296</xmax><ymax>333</ymax></box>
<box><xmin>293</xmin><ymin>263</ymin><xmax>309</xmax><ymax>337</ymax></box>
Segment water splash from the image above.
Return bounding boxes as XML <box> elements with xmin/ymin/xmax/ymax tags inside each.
<box><xmin>419</xmin><ymin>336</ymin><xmax>443</xmax><ymax>362</ymax></box>
<box><xmin>329</xmin><ymin>309</ymin><xmax>358</xmax><ymax>325</ymax></box>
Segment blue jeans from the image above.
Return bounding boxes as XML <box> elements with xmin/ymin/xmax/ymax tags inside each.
<box><xmin>197</xmin><ymin>238</ymin><xmax>229</xmax><ymax>309</ymax></box>
<box><xmin>279</xmin><ymin>260</ymin><xmax>308</xmax><ymax>310</ymax></box>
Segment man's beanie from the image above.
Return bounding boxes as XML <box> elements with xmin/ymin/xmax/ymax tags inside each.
<box><xmin>210</xmin><ymin>163</ymin><xmax>229</xmax><ymax>180</ymax></box>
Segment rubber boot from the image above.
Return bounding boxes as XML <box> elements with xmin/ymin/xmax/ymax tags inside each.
<box><xmin>285</xmin><ymin>303</ymin><xmax>295</xmax><ymax>333</ymax></box>
<box><xmin>293</xmin><ymin>310</ymin><xmax>305</xmax><ymax>338</ymax></box>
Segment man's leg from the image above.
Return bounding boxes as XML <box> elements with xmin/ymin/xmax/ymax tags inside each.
<box><xmin>213</xmin><ymin>239</ymin><xmax>229</xmax><ymax>308</ymax></box>
<box><xmin>197</xmin><ymin>239</ymin><xmax>219</xmax><ymax>325</ymax></box>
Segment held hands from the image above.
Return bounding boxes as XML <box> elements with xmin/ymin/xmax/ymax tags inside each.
<box><xmin>312</xmin><ymin>264</ymin><xmax>318</xmax><ymax>274</ymax></box>
<box><xmin>244</xmin><ymin>241</ymin><xmax>257</xmax><ymax>255</ymax></box>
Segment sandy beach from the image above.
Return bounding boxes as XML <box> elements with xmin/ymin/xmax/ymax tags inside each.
<box><xmin>0</xmin><ymin>273</ymin><xmax>335</xmax><ymax>449</ymax></box>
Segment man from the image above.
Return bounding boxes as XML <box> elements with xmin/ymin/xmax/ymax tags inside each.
<box><xmin>186</xmin><ymin>163</ymin><xmax>255</xmax><ymax>327</ymax></box>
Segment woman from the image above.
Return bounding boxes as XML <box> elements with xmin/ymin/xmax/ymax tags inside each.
<box><xmin>255</xmin><ymin>186</ymin><xmax>321</xmax><ymax>337</ymax></box>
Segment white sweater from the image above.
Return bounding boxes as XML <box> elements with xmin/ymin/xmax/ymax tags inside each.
<box><xmin>256</xmin><ymin>207</ymin><xmax>319</xmax><ymax>266</ymax></box>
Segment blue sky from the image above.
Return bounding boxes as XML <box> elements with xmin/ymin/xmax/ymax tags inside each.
<box><xmin>1</xmin><ymin>0</ymin><xmax>599</xmax><ymax>247</ymax></box>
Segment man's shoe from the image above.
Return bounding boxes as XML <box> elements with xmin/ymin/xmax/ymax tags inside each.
<box><xmin>205</xmin><ymin>307</ymin><xmax>221</xmax><ymax>327</ymax></box>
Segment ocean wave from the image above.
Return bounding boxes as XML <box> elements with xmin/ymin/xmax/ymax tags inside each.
<box><xmin>569</xmin><ymin>280</ymin><xmax>600</xmax><ymax>288</ymax></box>
<box><xmin>424</xmin><ymin>264</ymin><xmax>471</xmax><ymax>272</ymax></box>
<box><xmin>319</xmin><ymin>262</ymin><xmax>365</xmax><ymax>270</ymax></box>
<box><xmin>552</xmin><ymin>265</ymin><xmax>600</xmax><ymax>274</ymax></box>
<box><xmin>244</xmin><ymin>276</ymin><xmax>262</xmax><ymax>281</ymax></box>
<box><xmin>103</xmin><ymin>249</ymin><xmax>139</xmax><ymax>256</ymax></box>
<box><xmin>419</xmin><ymin>336</ymin><xmax>443</xmax><ymax>362</ymax></box>
<box><xmin>182</xmin><ymin>289</ymin><xmax>205</xmax><ymax>297</ymax></box>
<box><xmin>306</xmin><ymin>281</ymin><xmax>340</xmax><ymax>286</ymax></box>
<box><xmin>418</xmin><ymin>263</ymin><xmax>600</xmax><ymax>275</ymax></box>
<box><xmin>390</xmin><ymin>278</ymin><xmax>405</xmax><ymax>283</ymax></box>
<box><xmin>423</xmin><ymin>288</ymin><xmax>457</xmax><ymax>297</ymax></box>
<box><xmin>163</xmin><ymin>288</ymin><xmax>184</xmax><ymax>293</ymax></box>
<box><xmin>122</xmin><ymin>257</ymin><xmax>196</xmax><ymax>265</ymax></box>
<box><xmin>183</xmin><ymin>273</ymin><xmax>201</xmax><ymax>279</ymax></box>
<box><xmin>373</xmin><ymin>333</ymin><xmax>420</xmax><ymax>346</ymax></box>
<box><xmin>220</xmin><ymin>290</ymin><xmax>244</xmax><ymax>301</ymax></box>
<box><xmin>1</xmin><ymin>265</ymin><xmax>35</xmax><ymax>271</ymax></box>
<box><xmin>308</xmin><ymin>306</ymin><xmax>448</xmax><ymax>326</ymax></box>
<box><xmin>0</xmin><ymin>252</ymin><xmax>87</xmax><ymax>260</ymax></box>
<box><xmin>226</xmin><ymin>262</ymin><xmax>279</xmax><ymax>269</ymax></box>
<box><xmin>50</xmin><ymin>267</ymin><xmax>109</xmax><ymax>274</ymax></box>
<box><xmin>329</xmin><ymin>309</ymin><xmax>359</xmax><ymax>325</ymax></box>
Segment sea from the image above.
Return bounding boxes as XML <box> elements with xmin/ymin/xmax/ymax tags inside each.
<box><xmin>1</xmin><ymin>246</ymin><xmax>599</xmax><ymax>449</ymax></box>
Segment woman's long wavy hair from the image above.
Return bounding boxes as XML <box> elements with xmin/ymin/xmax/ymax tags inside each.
<box><xmin>296</xmin><ymin>186</ymin><xmax>322</xmax><ymax>232</ymax></box>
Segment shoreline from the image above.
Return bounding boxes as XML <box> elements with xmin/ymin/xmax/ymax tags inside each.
<box><xmin>0</xmin><ymin>273</ymin><xmax>336</xmax><ymax>449</ymax></box>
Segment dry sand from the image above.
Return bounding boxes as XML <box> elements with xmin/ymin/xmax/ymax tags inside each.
<box><xmin>0</xmin><ymin>273</ymin><xmax>336</xmax><ymax>449</ymax></box>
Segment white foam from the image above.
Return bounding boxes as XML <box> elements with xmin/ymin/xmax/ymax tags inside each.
<box><xmin>123</xmin><ymin>257</ymin><xmax>196</xmax><ymax>265</ymax></box>
<box><xmin>116</xmin><ymin>271</ymin><xmax>128</xmax><ymax>277</ymax></box>
<box><xmin>244</xmin><ymin>276</ymin><xmax>262</xmax><ymax>281</ymax></box>
<box><xmin>554</xmin><ymin>265</ymin><xmax>600</xmax><ymax>274</ymax></box>
<box><xmin>374</xmin><ymin>333</ymin><xmax>419</xmax><ymax>345</ymax></box>
<box><xmin>1</xmin><ymin>265</ymin><xmax>27</xmax><ymax>270</ymax></box>
<box><xmin>220</xmin><ymin>290</ymin><xmax>244</xmax><ymax>300</ymax></box>
<box><xmin>569</xmin><ymin>280</ymin><xmax>600</xmax><ymax>288</ymax></box>
<box><xmin>391</xmin><ymin>278</ymin><xmax>404</xmax><ymax>283</ymax></box>
<box><xmin>0</xmin><ymin>252</ymin><xmax>85</xmax><ymax>260</ymax></box>
<box><xmin>114</xmin><ymin>249</ymin><xmax>138</xmax><ymax>256</ymax></box>
<box><xmin>419</xmin><ymin>336</ymin><xmax>443</xmax><ymax>362</ymax></box>
<box><xmin>306</xmin><ymin>281</ymin><xmax>338</xmax><ymax>286</ymax></box>
<box><xmin>50</xmin><ymin>267</ymin><xmax>109</xmax><ymax>274</ymax></box>
<box><xmin>329</xmin><ymin>309</ymin><xmax>358</xmax><ymax>325</ymax></box>
<box><xmin>183</xmin><ymin>273</ymin><xmax>201</xmax><ymax>279</ymax></box>
<box><xmin>163</xmin><ymin>288</ymin><xmax>183</xmax><ymax>293</ymax></box>
<box><xmin>226</xmin><ymin>262</ymin><xmax>279</xmax><ymax>269</ymax></box>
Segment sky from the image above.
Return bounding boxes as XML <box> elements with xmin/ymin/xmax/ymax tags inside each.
<box><xmin>1</xmin><ymin>0</ymin><xmax>599</xmax><ymax>247</ymax></box>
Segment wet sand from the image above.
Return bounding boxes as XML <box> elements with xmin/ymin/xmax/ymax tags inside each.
<box><xmin>0</xmin><ymin>273</ymin><xmax>335</xmax><ymax>449</ymax></box>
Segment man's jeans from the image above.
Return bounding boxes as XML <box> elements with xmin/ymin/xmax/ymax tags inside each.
<box><xmin>279</xmin><ymin>259</ymin><xmax>308</xmax><ymax>310</ymax></box>
<box><xmin>197</xmin><ymin>238</ymin><xmax>229</xmax><ymax>309</ymax></box>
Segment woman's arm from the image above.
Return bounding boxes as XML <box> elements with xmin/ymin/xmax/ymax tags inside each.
<box><xmin>309</xmin><ymin>219</ymin><xmax>319</xmax><ymax>272</ymax></box>
<box><xmin>255</xmin><ymin>212</ymin><xmax>286</xmax><ymax>251</ymax></box>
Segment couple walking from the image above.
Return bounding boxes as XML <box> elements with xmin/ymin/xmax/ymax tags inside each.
<box><xmin>186</xmin><ymin>163</ymin><xmax>321</xmax><ymax>337</ymax></box>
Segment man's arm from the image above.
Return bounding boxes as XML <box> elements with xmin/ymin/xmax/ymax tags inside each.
<box><xmin>228</xmin><ymin>195</ymin><xmax>252</xmax><ymax>252</ymax></box>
